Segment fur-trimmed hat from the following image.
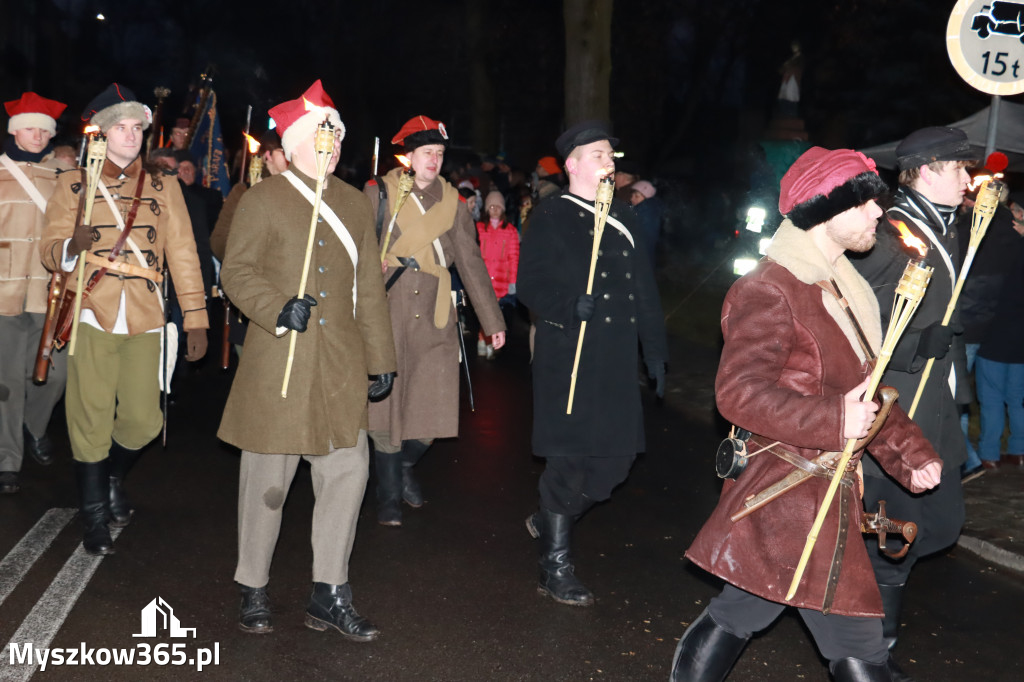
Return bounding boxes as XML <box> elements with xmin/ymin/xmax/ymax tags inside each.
<box><xmin>268</xmin><ymin>80</ymin><xmax>345</xmax><ymax>161</ymax></box>
<box><xmin>82</xmin><ymin>83</ymin><xmax>151</xmax><ymax>133</ymax></box>
<box><xmin>5</xmin><ymin>92</ymin><xmax>66</xmax><ymax>135</ymax></box>
<box><xmin>392</xmin><ymin>115</ymin><xmax>449</xmax><ymax>150</ymax></box>
<box><xmin>780</xmin><ymin>147</ymin><xmax>888</xmax><ymax>229</ymax></box>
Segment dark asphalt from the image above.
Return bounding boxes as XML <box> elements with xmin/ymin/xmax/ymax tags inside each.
<box><xmin>1</xmin><ymin>292</ymin><xmax>1022</xmax><ymax>682</ymax></box>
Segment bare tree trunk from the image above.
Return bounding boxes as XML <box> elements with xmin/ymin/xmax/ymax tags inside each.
<box><xmin>563</xmin><ymin>0</ymin><xmax>613</xmax><ymax>124</ymax></box>
<box><xmin>467</xmin><ymin>1</ymin><xmax>497</xmax><ymax>153</ymax></box>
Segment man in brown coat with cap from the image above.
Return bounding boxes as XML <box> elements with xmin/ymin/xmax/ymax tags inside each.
<box><xmin>41</xmin><ymin>83</ymin><xmax>209</xmax><ymax>555</ymax></box>
<box><xmin>218</xmin><ymin>80</ymin><xmax>396</xmax><ymax>640</ymax></box>
<box><xmin>0</xmin><ymin>91</ymin><xmax>72</xmax><ymax>494</ymax></box>
<box><xmin>366</xmin><ymin>115</ymin><xmax>505</xmax><ymax>527</ymax></box>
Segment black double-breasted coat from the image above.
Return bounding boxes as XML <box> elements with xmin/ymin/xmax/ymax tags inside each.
<box><xmin>518</xmin><ymin>190</ymin><xmax>667</xmax><ymax>458</ymax></box>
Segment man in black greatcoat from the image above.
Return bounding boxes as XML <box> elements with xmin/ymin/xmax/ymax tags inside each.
<box><xmin>849</xmin><ymin>127</ymin><xmax>977</xmax><ymax>656</ymax></box>
<box><xmin>517</xmin><ymin>121</ymin><xmax>667</xmax><ymax>606</ymax></box>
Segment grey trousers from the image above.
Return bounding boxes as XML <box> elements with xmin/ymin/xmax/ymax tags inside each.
<box><xmin>0</xmin><ymin>313</ymin><xmax>68</xmax><ymax>472</ymax></box>
<box><xmin>234</xmin><ymin>430</ymin><xmax>369</xmax><ymax>588</ymax></box>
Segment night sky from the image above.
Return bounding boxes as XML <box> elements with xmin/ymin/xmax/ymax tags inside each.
<box><xmin>4</xmin><ymin>1</ymin><xmax>994</xmax><ymax>186</ymax></box>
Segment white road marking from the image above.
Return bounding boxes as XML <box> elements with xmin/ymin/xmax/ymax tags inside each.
<box><xmin>0</xmin><ymin>509</ymin><xmax>76</xmax><ymax>608</ymax></box>
<box><xmin>0</xmin><ymin>527</ymin><xmax>123</xmax><ymax>682</ymax></box>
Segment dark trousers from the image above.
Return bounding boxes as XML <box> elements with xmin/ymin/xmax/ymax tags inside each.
<box><xmin>709</xmin><ymin>583</ymin><xmax>888</xmax><ymax>665</ymax></box>
<box><xmin>861</xmin><ymin>464</ymin><xmax>965</xmax><ymax>584</ymax></box>
<box><xmin>538</xmin><ymin>455</ymin><xmax>636</xmax><ymax>517</ymax></box>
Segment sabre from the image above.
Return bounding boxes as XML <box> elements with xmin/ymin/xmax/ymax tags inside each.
<box><xmin>380</xmin><ymin>159</ymin><xmax>416</xmax><ymax>261</ymax></box>
<box><xmin>906</xmin><ymin>177</ymin><xmax>1003</xmax><ymax>418</ymax></box>
<box><xmin>786</xmin><ymin>257</ymin><xmax>933</xmax><ymax>601</ymax></box>
<box><xmin>281</xmin><ymin>119</ymin><xmax>337</xmax><ymax>398</ymax></box>
<box><xmin>566</xmin><ymin>174</ymin><xmax>615</xmax><ymax>414</ymax></box>
<box><xmin>372</xmin><ymin>136</ymin><xmax>379</xmax><ymax>177</ymax></box>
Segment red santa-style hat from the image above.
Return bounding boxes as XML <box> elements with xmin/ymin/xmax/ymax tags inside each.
<box><xmin>268</xmin><ymin>80</ymin><xmax>345</xmax><ymax>161</ymax></box>
<box><xmin>391</xmin><ymin>115</ymin><xmax>448</xmax><ymax>149</ymax></box>
<box><xmin>5</xmin><ymin>92</ymin><xmax>66</xmax><ymax>135</ymax></box>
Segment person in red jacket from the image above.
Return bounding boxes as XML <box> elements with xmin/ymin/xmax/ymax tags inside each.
<box><xmin>475</xmin><ymin>191</ymin><xmax>519</xmax><ymax>358</ymax></box>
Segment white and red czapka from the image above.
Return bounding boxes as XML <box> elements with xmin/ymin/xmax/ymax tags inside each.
<box><xmin>5</xmin><ymin>92</ymin><xmax>66</xmax><ymax>135</ymax></box>
<box><xmin>268</xmin><ymin>80</ymin><xmax>345</xmax><ymax>161</ymax></box>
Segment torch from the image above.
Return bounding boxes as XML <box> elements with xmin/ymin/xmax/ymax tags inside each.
<box><xmin>785</xmin><ymin>255</ymin><xmax>933</xmax><ymax>602</ymax></box>
<box><xmin>566</xmin><ymin>174</ymin><xmax>616</xmax><ymax>414</ymax></box>
<box><xmin>906</xmin><ymin>177</ymin><xmax>1003</xmax><ymax>418</ymax></box>
<box><xmin>244</xmin><ymin>133</ymin><xmax>262</xmax><ymax>187</ymax></box>
<box><xmin>379</xmin><ymin>156</ymin><xmax>416</xmax><ymax>261</ymax></box>
<box><xmin>280</xmin><ymin>119</ymin><xmax>337</xmax><ymax>398</ymax></box>
<box><xmin>67</xmin><ymin>131</ymin><xmax>109</xmax><ymax>356</ymax></box>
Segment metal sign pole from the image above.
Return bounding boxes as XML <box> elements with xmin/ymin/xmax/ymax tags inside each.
<box><xmin>985</xmin><ymin>94</ymin><xmax>1001</xmax><ymax>158</ymax></box>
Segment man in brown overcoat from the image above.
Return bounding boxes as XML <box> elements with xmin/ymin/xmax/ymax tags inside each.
<box><xmin>218</xmin><ymin>80</ymin><xmax>396</xmax><ymax>640</ymax></box>
<box><xmin>366</xmin><ymin>115</ymin><xmax>505</xmax><ymax>526</ymax></box>
<box><xmin>41</xmin><ymin>83</ymin><xmax>209</xmax><ymax>555</ymax></box>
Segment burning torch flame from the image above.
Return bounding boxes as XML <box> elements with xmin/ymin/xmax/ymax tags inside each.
<box><xmin>84</xmin><ymin>125</ymin><xmax>100</xmax><ymax>135</ymax></box>
<box><xmin>396</xmin><ymin>154</ymin><xmax>411</xmax><ymax>169</ymax></box>
<box><xmin>244</xmin><ymin>133</ymin><xmax>261</xmax><ymax>154</ymax></box>
<box><xmin>969</xmin><ymin>173</ymin><xmax>1004</xmax><ymax>192</ymax></box>
<box><xmin>893</xmin><ymin>220</ymin><xmax>928</xmax><ymax>258</ymax></box>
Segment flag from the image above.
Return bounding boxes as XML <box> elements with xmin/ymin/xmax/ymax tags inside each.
<box><xmin>189</xmin><ymin>89</ymin><xmax>231</xmax><ymax>198</ymax></box>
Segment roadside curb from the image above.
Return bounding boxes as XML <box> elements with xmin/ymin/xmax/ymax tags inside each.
<box><xmin>957</xmin><ymin>534</ymin><xmax>1024</xmax><ymax>574</ymax></box>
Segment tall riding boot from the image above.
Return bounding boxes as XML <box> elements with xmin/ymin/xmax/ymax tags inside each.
<box><xmin>375</xmin><ymin>450</ymin><xmax>403</xmax><ymax>526</ymax></box>
<box><xmin>832</xmin><ymin>656</ymin><xmax>903</xmax><ymax>681</ymax></box>
<box><xmin>75</xmin><ymin>460</ymin><xmax>114</xmax><ymax>555</ymax></box>
<box><xmin>108</xmin><ymin>441</ymin><xmax>143</xmax><ymax>527</ymax></box>
<box><xmin>400</xmin><ymin>440</ymin><xmax>430</xmax><ymax>508</ymax></box>
<box><xmin>526</xmin><ymin>508</ymin><xmax>593</xmax><ymax>606</ymax></box>
<box><xmin>878</xmin><ymin>583</ymin><xmax>905</xmax><ymax>650</ymax></box>
<box><xmin>669</xmin><ymin>608</ymin><xmax>749</xmax><ymax>682</ymax></box>
<box><xmin>304</xmin><ymin>582</ymin><xmax>379</xmax><ymax>642</ymax></box>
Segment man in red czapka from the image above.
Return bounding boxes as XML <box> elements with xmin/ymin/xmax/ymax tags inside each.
<box><xmin>671</xmin><ymin>147</ymin><xmax>942</xmax><ymax>682</ymax></box>
<box><xmin>0</xmin><ymin>91</ymin><xmax>72</xmax><ymax>494</ymax></box>
<box><xmin>365</xmin><ymin>115</ymin><xmax>505</xmax><ymax>527</ymax></box>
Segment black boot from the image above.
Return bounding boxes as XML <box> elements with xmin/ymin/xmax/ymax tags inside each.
<box><xmin>238</xmin><ymin>584</ymin><xmax>273</xmax><ymax>634</ymax></box>
<box><xmin>832</xmin><ymin>657</ymin><xmax>900</xmax><ymax>681</ymax></box>
<box><xmin>74</xmin><ymin>460</ymin><xmax>114</xmax><ymax>555</ymax></box>
<box><xmin>527</xmin><ymin>509</ymin><xmax>594</xmax><ymax>606</ymax></box>
<box><xmin>400</xmin><ymin>440</ymin><xmax>430</xmax><ymax>508</ymax></box>
<box><xmin>108</xmin><ymin>442</ymin><xmax>143</xmax><ymax>528</ymax></box>
<box><xmin>304</xmin><ymin>582</ymin><xmax>379</xmax><ymax>642</ymax></box>
<box><xmin>669</xmin><ymin>608</ymin><xmax>748</xmax><ymax>682</ymax></box>
<box><xmin>24</xmin><ymin>424</ymin><xmax>55</xmax><ymax>466</ymax></box>
<box><xmin>878</xmin><ymin>583</ymin><xmax>905</xmax><ymax>650</ymax></box>
<box><xmin>375</xmin><ymin>451</ymin><xmax>403</xmax><ymax>526</ymax></box>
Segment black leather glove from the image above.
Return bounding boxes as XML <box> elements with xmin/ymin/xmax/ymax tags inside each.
<box><xmin>277</xmin><ymin>294</ymin><xmax>317</xmax><ymax>332</ymax></box>
<box><xmin>368</xmin><ymin>372</ymin><xmax>395</xmax><ymax>402</ymax></box>
<box><xmin>185</xmin><ymin>329</ymin><xmax>208</xmax><ymax>361</ymax></box>
<box><xmin>574</xmin><ymin>294</ymin><xmax>595</xmax><ymax>322</ymax></box>
<box><xmin>68</xmin><ymin>224</ymin><xmax>94</xmax><ymax>254</ymax></box>
<box><xmin>916</xmin><ymin>322</ymin><xmax>954</xmax><ymax>360</ymax></box>
<box><xmin>646</xmin><ymin>359</ymin><xmax>666</xmax><ymax>398</ymax></box>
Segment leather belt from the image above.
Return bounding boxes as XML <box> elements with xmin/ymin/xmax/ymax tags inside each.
<box><xmin>85</xmin><ymin>252</ymin><xmax>162</xmax><ymax>283</ymax></box>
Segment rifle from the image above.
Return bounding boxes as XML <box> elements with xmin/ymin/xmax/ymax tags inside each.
<box><xmin>33</xmin><ymin>173</ymin><xmax>87</xmax><ymax>384</ymax></box>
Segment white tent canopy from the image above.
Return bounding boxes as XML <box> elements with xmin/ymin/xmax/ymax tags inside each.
<box><xmin>860</xmin><ymin>101</ymin><xmax>1024</xmax><ymax>171</ymax></box>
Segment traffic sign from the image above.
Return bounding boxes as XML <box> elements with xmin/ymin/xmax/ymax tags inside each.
<box><xmin>948</xmin><ymin>0</ymin><xmax>1024</xmax><ymax>95</ymax></box>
